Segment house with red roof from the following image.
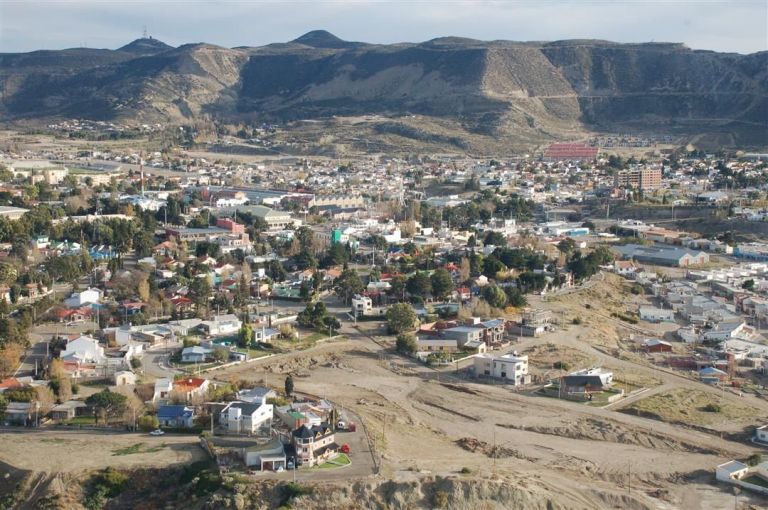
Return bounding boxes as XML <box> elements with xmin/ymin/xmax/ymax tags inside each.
<box><xmin>0</xmin><ymin>377</ymin><xmax>22</xmax><ymax>393</ymax></box>
<box><xmin>172</xmin><ymin>377</ymin><xmax>210</xmax><ymax>401</ymax></box>
<box><xmin>53</xmin><ymin>307</ymin><xmax>92</xmax><ymax>324</ymax></box>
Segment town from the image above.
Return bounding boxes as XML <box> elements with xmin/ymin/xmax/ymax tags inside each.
<box><xmin>0</xmin><ymin>127</ymin><xmax>766</xmax><ymax>508</ymax></box>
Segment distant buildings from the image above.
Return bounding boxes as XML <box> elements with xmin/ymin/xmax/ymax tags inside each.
<box><xmin>543</xmin><ymin>143</ymin><xmax>598</xmax><ymax>162</ymax></box>
<box><xmin>614</xmin><ymin>168</ymin><xmax>662</xmax><ymax>190</ymax></box>
<box><xmin>0</xmin><ymin>206</ymin><xmax>29</xmax><ymax>220</ymax></box>
<box><xmin>614</xmin><ymin>244</ymin><xmax>709</xmax><ymax>267</ymax></box>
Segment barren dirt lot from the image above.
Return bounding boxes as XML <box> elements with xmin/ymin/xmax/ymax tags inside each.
<box><xmin>211</xmin><ymin>332</ymin><xmax>766</xmax><ymax>509</ymax></box>
<box><xmin>205</xmin><ymin>274</ymin><xmax>768</xmax><ymax>508</ymax></box>
<box><xmin>622</xmin><ymin>388</ymin><xmax>767</xmax><ymax>431</ymax></box>
<box><xmin>0</xmin><ymin>430</ymin><xmax>204</xmax><ymax>472</ymax></box>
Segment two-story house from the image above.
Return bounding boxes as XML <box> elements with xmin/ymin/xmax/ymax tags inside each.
<box><xmin>291</xmin><ymin>423</ymin><xmax>337</xmax><ymax>466</ymax></box>
<box><xmin>220</xmin><ymin>401</ymin><xmax>273</xmax><ymax>434</ymax></box>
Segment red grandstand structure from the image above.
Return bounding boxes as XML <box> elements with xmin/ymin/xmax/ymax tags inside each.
<box><xmin>543</xmin><ymin>143</ymin><xmax>599</xmax><ymax>162</ymax></box>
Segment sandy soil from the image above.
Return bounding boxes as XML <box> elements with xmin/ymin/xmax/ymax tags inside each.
<box><xmin>205</xmin><ymin>273</ymin><xmax>768</xmax><ymax>509</ymax></box>
<box><xmin>0</xmin><ymin>430</ymin><xmax>204</xmax><ymax>473</ymax></box>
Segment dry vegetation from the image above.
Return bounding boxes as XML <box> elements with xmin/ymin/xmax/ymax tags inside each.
<box><xmin>622</xmin><ymin>389</ymin><xmax>767</xmax><ymax>431</ymax></box>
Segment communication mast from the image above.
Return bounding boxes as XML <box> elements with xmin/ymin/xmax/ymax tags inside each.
<box><xmin>139</xmin><ymin>151</ymin><xmax>145</xmax><ymax>197</ymax></box>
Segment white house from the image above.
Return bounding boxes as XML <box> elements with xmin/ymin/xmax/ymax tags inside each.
<box><xmin>613</xmin><ymin>260</ymin><xmax>637</xmax><ymax>277</ymax></box>
<box><xmin>199</xmin><ymin>314</ymin><xmax>242</xmax><ymax>336</ymax></box>
<box><xmin>236</xmin><ymin>387</ymin><xmax>276</xmax><ymax>405</ymax></box>
<box><xmin>114</xmin><ymin>370</ymin><xmax>136</xmax><ymax>386</ymax></box>
<box><xmin>220</xmin><ymin>401</ymin><xmax>273</xmax><ymax>434</ymax></box>
<box><xmin>152</xmin><ymin>378</ymin><xmax>173</xmax><ymax>403</ymax></box>
<box><xmin>702</xmin><ymin>321</ymin><xmax>747</xmax><ymax>342</ymax></box>
<box><xmin>716</xmin><ymin>460</ymin><xmax>749</xmax><ymax>482</ymax></box>
<box><xmin>755</xmin><ymin>424</ymin><xmax>768</xmax><ymax>444</ymax></box>
<box><xmin>638</xmin><ymin>306</ymin><xmax>675</xmax><ymax>323</ymax></box>
<box><xmin>351</xmin><ymin>295</ymin><xmax>373</xmax><ymax>316</ymax></box>
<box><xmin>60</xmin><ymin>335</ymin><xmax>106</xmax><ymax>364</ymax></box>
<box><xmin>181</xmin><ymin>345</ymin><xmax>213</xmax><ymax>363</ymax></box>
<box><xmin>64</xmin><ymin>288</ymin><xmax>102</xmax><ymax>308</ymax></box>
<box><xmin>473</xmin><ymin>354</ymin><xmax>531</xmax><ymax>386</ymax></box>
<box><xmin>417</xmin><ymin>337</ymin><xmax>459</xmax><ymax>353</ymax></box>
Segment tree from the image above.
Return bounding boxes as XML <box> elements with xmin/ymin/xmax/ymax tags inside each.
<box><xmin>388</xmin><ymin>275</ymin><xmax>406</xmax><ymax>301</ymax></box>
<box><xmin>406</xmin><ymin>271</ymin><xmax>432</xmax><ymax>299</ymax></box>
<box><xmin>334</xmin><ymin>267</ymin><xmax>364</xmax><ymax>304</ymax></box>
<box><xmin>458</xmin><ymin>257</ymin><xmax>471</xmax><ymax>284</ymax></box>
<box><xmin>430</xmin><ymin>268</ymin><xmax>454</xmax><ymax>301</ymax></box>
<box><xmin>86</xmin><ymin>389</ymin><xmax>128</xmax><ymax>425</ymax></box>
<box><xmin>482</xmin><ymin>256</ymin><xmax>506</xmax><ymax>279</ymax></box>
<box><xmin>238</xmin><ymin>323</ymin><xmax>254</xmax><ymax>348</ymax></box>
<box><xmin>742</xmin><ymin>279</ymin><xmax>755</xmax><ymax>291</ymax></box>
<box><xmin>137</xmin><ymin>278</ymin><xmax>151</xmax><ymax>303</ymax></box>
<box><xmin>0</xmin><ymin>344</ymin><xmax>23</xmax><ymax>379</ymax></box>
<box><xmin>505</xmin><ymin>287</ymin><xmax>528</xmax><ymax>308</ymax></box>
<box><xmin>212</xmin><ymin>346</ymin><xmax>229</xmax><ymax>363</ymax></box>
<box><xmin>56</xmin><ymin>376</ymin><xmax>72</xmax><ymax>403</ymax></box>
<box><xmin>299</xmin><ymin>280</ymin><xmax>312</xmax><ymax>302</ymax></box>
<box><xmin>557</xmin><ymin>238</ymin><xmax>577</xmax><ymax>257</ymax></box>
<box><xmin>35</xmin><ymin>386</ymin><xmax>56</xmax><ymax>415</ymax></box>
<box><xmin>386</xmin><ymin>303</ymin><xmax>417</xmax><ymax>334</ymax></box>
<box><xmin>297</xmin><ymin>302</ymin><xmax>331</xmax><ymax>331</ymax></box>
<box><xmin>483</xmin><ymin>231</ymin><xmax>507</xmax><ymax>247</ymax></box>
<box><xmin>190</xmin><ymin>276</ymin><xmax>212</xmax><ymax>317</ymax></box>
<box><xmin>395</xmin><ymin>333</ymin><xmax>418</xmax><ymax>355</ymax></box>
<box><xmin>481</xmin><ymin>285</ymin><xmax>507</xmax><ymax>309</ymax></box>
<box><xmin>133</xmin><ymin>230</ymin><xmax>155</xmax><ymax>258</ymax></box>
<box><xmin>137</xmin><ymin>415</ymin><xmax>160</xmax><ymax>432</ymax></box>
<box><xmin>294</xmin><ymin>248</ymin><xmax>318</xmax><ymax>270</ymax></box>
<box><xmin>266</xmin><ymin>260</ymin><xmax>287</xmax><ymax>282</ymax></box>
<box><xmin>284</xmin><ymin>374</ymin><xmax>294</xmax><ymax>397</ymax></box>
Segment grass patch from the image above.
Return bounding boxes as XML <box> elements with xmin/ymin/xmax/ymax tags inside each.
<box><xmin>40</xmin><ymin>438</ymin><xmax>70</xmax><ymax>444</ymax></box>
<box><xmin>280</xmin><ymin>482</ymin><xmax>313</xmax><ymax>506</ymax></box>
<box><xmin>314</xmin><ymin>453</ymin><xmax>351</xmax><ymax>469</ymax></box>
<box><xmin>743</xmin><ymin>475</ymin><xmax>768</xmax><ymax>489</ymax></box>
<box><xmin>112</xmin><ymin>442</ymin><xmax>166</xmax><ymax>456</ymax></box>
<box><xmin>176</xmin><ymin>362</ymin><xmax>219</xmax><ymax>373</ymax></box>
<box><xmin>235</xmin><ymin>348</ymin><xmax>274</xmax><ymax>359</ymax></box>
<box><xmin>621</xmin><ymin>389</ymin><xmax>764</xmax><ymax>428</ymax></box>
<box><xmin>64</xmin><ymin>415</ymin><xmax>97</xmax><ymax>425</ymax></box>
<box><xmin>112</xmin><ymin>443</ymin><xmax>143</xmax><ymax>456</ymax></box>
<box><xmin>80</xmin><ymin>379</ymin><xmax>110</xmax><ymax>388</ymax></box>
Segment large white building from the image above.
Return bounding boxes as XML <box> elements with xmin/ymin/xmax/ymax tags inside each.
<box><xmin>220</xmin><ymin>401</ymin><xmax>273</xmax><ymax>434</ymax></box>
<box><xmin>64</xmin><ymin>288</ymin><xmax>102</xmax><ymax>308</ymax></box>
<box><xmin>60</xmin><ymin>335</ymin><xmax>106</xmax><ymax>364</ymax></box>
<box><xmin>473</xmin><ymin>354</ymin><xmax>530</xmax><ymax>386</ymax></box>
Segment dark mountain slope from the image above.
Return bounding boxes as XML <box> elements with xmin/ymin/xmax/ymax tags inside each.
<box><xmin>0</xmin><ymin>33</ymin><xmax>764</xmax><ymax>147</ymax></box>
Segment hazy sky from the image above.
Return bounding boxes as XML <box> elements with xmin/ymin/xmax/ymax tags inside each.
<box><xmin>1</xmin><ymin>0</ymin><xmax>766</xmax><ymax>54</ymax></box>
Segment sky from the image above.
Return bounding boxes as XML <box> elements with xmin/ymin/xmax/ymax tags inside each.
<box><xmin>1</xmin><ymin>0</ymin><xmax>766</xmax><ymax>54</ymax></box>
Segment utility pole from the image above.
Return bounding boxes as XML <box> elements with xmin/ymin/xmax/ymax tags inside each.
<box><xmin>493</xmin><ymin>428</ymin><xmax>496</xmax><ymax>471</ymax></box>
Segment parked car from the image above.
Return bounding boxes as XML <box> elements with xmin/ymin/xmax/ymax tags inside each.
<box><xmin>150</xmin><ymin>429</ymin><xmax>165</xmax><ymax>436</ymax></box>
<box><xmin>286</xmin><ymin>460</ymin><xmax>295</xmax><ymax>470</ymax></box>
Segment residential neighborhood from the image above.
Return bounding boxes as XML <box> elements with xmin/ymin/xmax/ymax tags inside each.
<box><xmin>0</xmin><ymin>34</ymin><xmax>766</xmax><ymax>508</ymax></box>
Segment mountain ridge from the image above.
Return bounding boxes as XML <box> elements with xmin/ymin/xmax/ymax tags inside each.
<box><xmin>1</xmin><ymin>32</ymin><xmax>765</xmax><ymax>148</ymax></box>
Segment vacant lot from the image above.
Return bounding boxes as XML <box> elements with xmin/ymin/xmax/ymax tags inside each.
<box><xmin>0</xmin><ymin>430</ymin><xmax>204</xmax><ymax>472</ymax></box>
<box><xmin>621</xmin><ymin>388</ymin><xmax>766</xmax><ymax>431</ymax></box>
